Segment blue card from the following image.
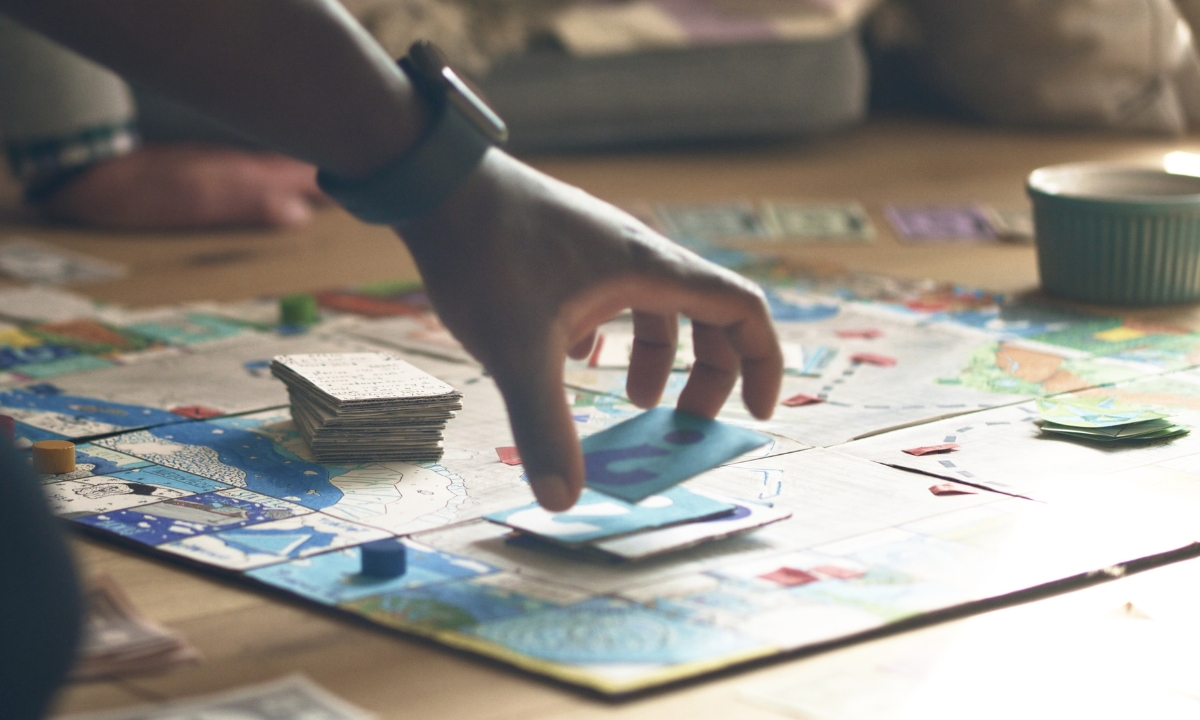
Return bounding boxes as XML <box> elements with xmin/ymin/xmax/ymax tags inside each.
<box><xmin>581</xmin><ymin>408</ymin><xmax>770</xmax><ymax>502</ymax></box>
<box><xmin>485</xmin><ymin>486</ymin><xmax>735</xmax><ymax>546</ymax></box>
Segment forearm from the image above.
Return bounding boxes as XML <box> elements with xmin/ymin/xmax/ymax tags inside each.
<box><xmin>0</xmin><ymin>14</ymin><xmax>140</xmax><ymax>201</ymax></box>
<box><xmin>0</xmin><ymin>0</ymin><xmax>424</xmax><ymax>176</ymax></box>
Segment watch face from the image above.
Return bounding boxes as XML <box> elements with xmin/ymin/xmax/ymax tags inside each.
<box><xmin>407</xmin><ymin>41</ymin><xmax>508</xmax><ymax>145</ymax></box>
<box><xmin>442</xmin><ymin>69</ymin><xmax>509</xmax><ymax>144</ymax></box>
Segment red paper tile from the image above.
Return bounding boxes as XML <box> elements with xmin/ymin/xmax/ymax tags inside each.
<box><xmin>781</xmin><ymin>393</ymin><xmax>824</xmax><ymax>407</ymax></box>
<box><xmin>760</xmin><ymin>567</ymin><xmax>820</xmax><ymax>587</ymax></box>
<box><xmin>836</xmin><ymin>328</ymin><xmax>883</xmax><ymax>339</ymax></box>
<box><xmin>496</xmin><ymin>447</ymin><xmax>522</xmax><ymax>466</ymax></box>
<box><xmin>812</xmin><ymin>564</ymin><xmax>866</xmax><ymax>580</ymax></box>
<box><xmin>315</xmin><ymin>290</ymin><xmax>428</xmax><ymax>318</ymax></box>
<box><xmin>169</xmin><ymin>405</ymin><xmax>224</xmax><ymax>419</ymax></box>
<box><xmin>929</xmin><ymin>483</ymin><xmax>977</xmax><ymax>496</ymax></box>
<box><xmin>903</xmin><ymin>443</ymin><xmax>960</xmax><ymax>456</ymax></box>
<box><xmin>850</xmin><ymin>353</ymin><xmax>897</xmax><ymax>367</ymax></box>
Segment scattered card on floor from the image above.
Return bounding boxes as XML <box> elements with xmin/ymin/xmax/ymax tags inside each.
<box><xmin>0</xmin><ymin>238</ymin><xmax>126</xmax><ymax>284</ymax></box>
<box><xmin>485</xmin><ymin>486</ymin><xmax>735</xmax><ymax>546</ymax></box>
<box><xmin>981</xmin><ymin>205</ymin><xmax>1035</xmax><ymax>243</ymax></box>
<box><xmin>884</xmin><ymin>205</ymin><xmax>995</xmax><ymax>242</ymax></box>
<box><xmin>655</xmin><ymin>202</ymin><xmax>768</xmax><ymax>240</ymax></box>
<box><xmin>580</xmin><ymin>407</ymin><xmax>771</xmax><ymax>502</ymax></box>
<box><xmin>761</xmin><ymin>202</ymin><xmax>874</xmax><ymax>242</ymax></box>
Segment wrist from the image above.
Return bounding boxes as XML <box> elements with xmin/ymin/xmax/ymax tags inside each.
<box><xmin>317</xmin><ymin>41</ymin><xmax>506</xmax><ymax>227</ymax></box>
<box><xmin>8</xmin><ymin>121</ymin><xmax>139</xmax><ymax>204</ymax></box>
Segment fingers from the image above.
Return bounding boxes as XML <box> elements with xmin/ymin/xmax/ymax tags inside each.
<box><xmin>567</xmin><ymin>330</ymin><xmax>598</xmax><ymax>361</ymax></box>
<box><xmin>676</xmin><ymin>321</ymin><xmax>740</xmax><ymax>418</ymax></box>
<box><xmin>647</xmin><ymin>275</ymin><xmax>781</xmax><ymax>420</ymax></box>
<box><xmin>626</xmin><ymin>311</ymin><xmax>678</xmax><ymax>408</ymax></box>
<box><xmin>726</xmin><ymin>308</ymin><xmax>784</xmax><ymax>420</ymax></box>
<box><xmin>46</xmin><ymin>146</ymin><xmax>328</xmax><ymax>231</ymax></box>
<box><xmin>260</xmin><ymin>193</ymin><xmax>314</xmax><ymax>227</ymax></box>
<box><xmin>492</xmin><ymin>351</ymin><xmax>584</xmax><ymax>511</ymax></box>
<box><xmin>261</xmin><ymin>154</ymin><xmax>330</xmax><ymax>205</ymax></box>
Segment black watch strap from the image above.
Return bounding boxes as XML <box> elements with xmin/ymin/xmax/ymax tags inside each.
<box><xmin>317</xmin><ymin>42</ymin><xmax>505</xmax><ymax>226</ymax></box>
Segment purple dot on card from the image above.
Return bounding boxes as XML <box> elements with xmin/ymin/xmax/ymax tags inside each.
<box><xmin>702</xmin><ymin>504</ymin><xmax>753</xmax><ymax>523</ymax></box>
<box><xmin>663</xmin><ymin>429</ymin><xmax>704</xmax><ymax>445</ymax></box>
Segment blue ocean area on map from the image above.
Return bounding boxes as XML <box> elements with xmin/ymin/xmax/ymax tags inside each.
<box><xmin>111</xmin><ymin>466</ymin><xmax>230</xmax><ymax>494</ymax></box>
<box><xmin>78</xmin><ymin>489</ymin><xmax>303</xmax><ymax>546</ymax></box>
<box><xmin>943</xmin><ymin>304</ymin><xmax>1084</xmax><ymax>339</ymax></box>
<box><xmin>141</xmin><ymin>416</ymin><xmax>346</xmax><ymax>510</ymax></box>
<box><xmin>249</xmin><ymin>544</ymin><xmax>490</xmax><ymax>604</ymax></box>
<box><xmin>218</xmin><ymin>523</ymin><xmax>339</xmax><ymax>557</ymax></box>
<box><xmin>0</xmin><ymin>386</ymin><xmax>185</xmax><ymax>432</ymax></box>
<box><xmin>581</xmin><ymin>408</ymin><xmax>770</xmax><ymax>502</ymax></box>
<box><xmin>125</xmin><ymin>313</ymin><xmax>249</xmax><ymax>346</ymax></box>
<box><xmin>16</xmin><ymin>422</ymin><xmax>69</xmax><ymax>442</ymax></box>
<box><xmin>16</xmin><ymin>355</ymin><xmax>114</xmax><ymax>379</ymax></box>
<box><xmin>68</xmin><ymin>444</ymin><xmax>151</xmax><ymax>477</ymax></box>
<box><xmin>349</xmin><ymin>576</ymin><xmax>568</xmax><ymax>633</ymax></box>
<box><xmin>471</xmin><ymin>597</ymin><xmax>760</xmax><ymax>665</ymax></box>
<box><xmin>763</xmin><ymin>288</ymin><xmax>839</xmax><ymax>322</ymax></box>
<box><xmin>0</xmin><ymin>343</ymin><xmax>76</xmax><ymax>370</ymax></box>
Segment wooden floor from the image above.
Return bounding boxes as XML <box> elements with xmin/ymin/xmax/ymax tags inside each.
<box><xmin>11</xmin><ymin>116</ymin><xmax>1200</xmax><ymax>718</ymax></box>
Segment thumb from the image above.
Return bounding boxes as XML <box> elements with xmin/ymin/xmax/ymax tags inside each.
<box><xmin>492</xmin><ymin>352</ymin><xmax>584</xmax><ymax>511</ymax></box>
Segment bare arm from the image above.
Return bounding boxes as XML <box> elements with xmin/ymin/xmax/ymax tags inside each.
<box><xmin>0</xmin><ymin>0</ymin><xmax>783</xmax><ymax>510</ymax></box>
<box><xmin>0</xmin><ymin>0</ymin><xmax>422</xmax><ymax>176</ymax></box>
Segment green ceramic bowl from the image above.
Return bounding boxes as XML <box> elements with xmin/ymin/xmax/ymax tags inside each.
<box><xmin>1028</xmin><ymin>162</ymin><xmax>1200</xmax><ymax>306</ymax></box>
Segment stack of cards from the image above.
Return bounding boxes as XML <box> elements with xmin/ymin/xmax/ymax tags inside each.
<box><xmin>485</xmin><ymin>408</ymin><xmax>789</xmax><ymax>560</ymax></box>
<box><xmin>1036</xmin><ymin>397</ymin><xmax>1189</xmax><ymax>443</ymax></box>
<box><xmin>271</xmin><ymin>353</ymin><xmax>462</xmax><ymax>463</ymax></box>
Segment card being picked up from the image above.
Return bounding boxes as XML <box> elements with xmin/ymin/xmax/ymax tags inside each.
<box><xmin>581</xmin><ymin>407</ymin><xmax>770</xmax><ymax>502</ymax></box>
<box><xmin>484</xmin><ymin>486</ymin><xmax>735</xmax><ymax>546</ymax></box>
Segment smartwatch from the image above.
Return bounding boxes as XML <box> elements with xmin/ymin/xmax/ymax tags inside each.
<box><xmin>317</xmin><ymin>40</ymin><xmax>508</xmax><ymax>225</ymax></box>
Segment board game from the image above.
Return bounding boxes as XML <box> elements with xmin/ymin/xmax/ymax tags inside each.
<box><xmin>10</xmin><ymin>256</ymin><xmax>1200</xmax><ymax>694</ymax></box>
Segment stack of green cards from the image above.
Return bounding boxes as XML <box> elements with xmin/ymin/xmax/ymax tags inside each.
<box><xmin>1036</xmin><ymin>397</ymin><xmax>1190</xmax><ymax>442</ymax></box>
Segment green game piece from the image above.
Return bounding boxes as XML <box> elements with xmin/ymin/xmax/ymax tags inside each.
<box><xmin>280</xmin><ymin>294</ymin><xmax>319</xmax><ymax>326</ymax></box>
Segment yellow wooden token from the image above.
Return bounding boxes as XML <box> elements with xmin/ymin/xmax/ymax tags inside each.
<box><xmin>33</xmin><ymin>440</ymin><xmax>76</xmax><ymax>474</ymax></box>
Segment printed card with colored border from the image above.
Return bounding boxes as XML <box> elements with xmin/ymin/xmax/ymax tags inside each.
<box><xmin>484</xmin><ymin>486</ymin><xmax>735</xmax><ymax>546</ymax></box>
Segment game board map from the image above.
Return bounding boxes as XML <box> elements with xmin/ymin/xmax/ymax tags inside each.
<box><xmin>49</xmin><ymin>414</ymin><xmax>1200</xmax><ymax>694</ymax></box>
<box><xmin>14</xmin><ymin>278</ymin><xmax>1200</xmax><ymax>694</ymax></box>
<box><xmin>563</xmin><ymin>292</ymin><xmax>1200</xmax><ymax>447</ymax></box>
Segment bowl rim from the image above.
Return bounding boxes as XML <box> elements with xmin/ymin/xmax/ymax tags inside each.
<box><xmin>1027</xmin><ymin>161</ymin><xmax>1200</xmax><ymax>206</ymax></box>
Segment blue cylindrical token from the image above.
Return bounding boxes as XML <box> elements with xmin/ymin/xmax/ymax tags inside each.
<box><xmin>360</xmin><ymin>538</ymin><xmax>407</xmax><ymax>578</ymax></box>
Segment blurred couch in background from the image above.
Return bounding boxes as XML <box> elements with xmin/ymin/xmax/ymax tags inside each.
<box><xmin>871</xmin><ymin>0</ymin><xmax>1200</xmax><ymax>136</ymax></box>
<box><xmin>343</xmin><ymin>0</ymin><xmax>1200</xmax><ymax>145</ymax></box>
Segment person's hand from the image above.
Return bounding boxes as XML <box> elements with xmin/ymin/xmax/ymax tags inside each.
<box><xmin>400</xmin><ymin>151</ymin><xmax>783</xmax><ymax>511</ymax></box>
<box><xmin>43</xmin><ymin>144</ymin><xmax>328</xmax><ymax>230</ymax></box>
